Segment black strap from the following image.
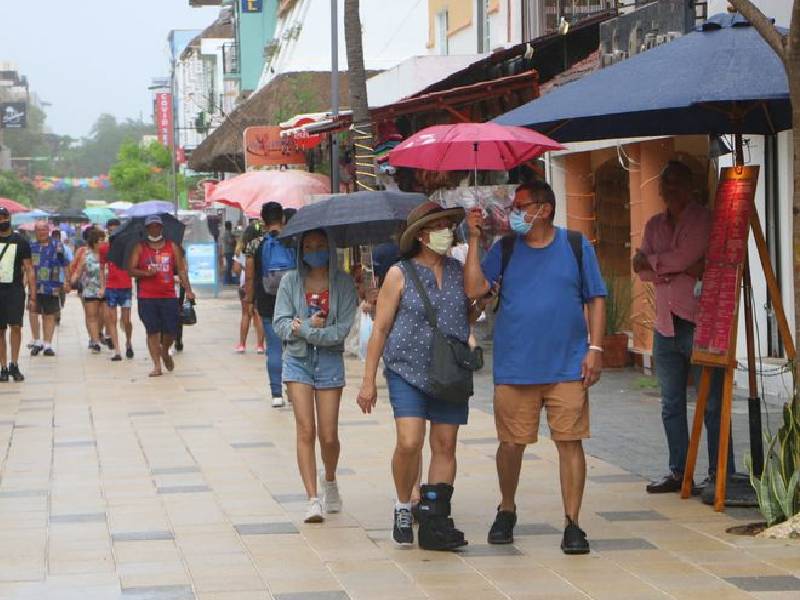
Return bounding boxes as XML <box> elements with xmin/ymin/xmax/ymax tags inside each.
<box><xmin>566</xmin><ymin>229</ymin><xmax>584</xmax><ymax>300</ymax></box>
<box><xmin>0</xmin><ymin>242</ymin><xmax>12</xmax><ymax>265</ymax></box>
<box><xmin>403</xmin><ymin>260</ymin><xmax>437</xmax><ymax>330</ymax></box>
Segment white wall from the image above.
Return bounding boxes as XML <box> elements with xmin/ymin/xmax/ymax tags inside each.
<box><xmin>707</xmin><ymin>0</ymin><xmax>791</xmax><ymax>27</ymax></box>
<box><xmin>261</xmin><ymin>0</ymin><xmax>428</xmax><ymax>88</ymax></box>
<box><xmin>723</xmin><ymin>131</ymin><xmax>795</xmax><ymax>399</ymax></box>
<box><xmin>430</xmin><ymin>1</ymin><xmax>516</xmax><ymax>56</ymax></box>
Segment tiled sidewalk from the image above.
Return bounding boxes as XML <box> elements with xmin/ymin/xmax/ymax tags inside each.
<box><xmin>0</xmin><ymin>295</ymin><xmax>798</xmax><ymax>600</ymax></box>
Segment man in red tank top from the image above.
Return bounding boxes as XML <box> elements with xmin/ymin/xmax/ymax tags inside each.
<box><xmin>128</xmin><ymin>215</ymin><xmax>195</xmax><ymax>377</ymax></box>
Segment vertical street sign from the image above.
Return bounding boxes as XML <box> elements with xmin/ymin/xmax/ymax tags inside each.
<box><xmin>155</xmin><ymin>93</ymin><xmax>174</xmax><ymax>150</ymax></box>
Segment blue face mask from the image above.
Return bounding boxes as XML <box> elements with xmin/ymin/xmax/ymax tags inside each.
<box><xmin>304</xmin><ymin>249</ymin><xmax>329</xmax><ymax>269</ymax></box>
<box><xmin>509</xmin><ymin>210</ymin><xmax>532</xmax><ymax>235</ymax></box>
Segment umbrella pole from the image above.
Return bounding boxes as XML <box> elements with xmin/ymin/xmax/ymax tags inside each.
<box><xmin>472</xmin><ymin>142</ymin><xmax>479</xmax><ymax>208</ymax></box>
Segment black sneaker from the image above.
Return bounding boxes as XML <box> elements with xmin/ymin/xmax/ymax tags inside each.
<box><xmin>91</xmin><ymin>344</ymin><xmax>102</xmax><ymax>354</ymax></box>
<box><xmin>43</xmin><ymin>348</ymin><xmax>55</xmax><ymax>357</ymax></box>
<box><xmin>561</xmin><ymin>518</ymin><xmax>589</xmax><ymax>555</ymax></box>
<box><xmin>393</xmin><ymin>507</ymin><xmax>414</xmax><ymax>546</ymax></box>
<box><xmin>103</xmin><ymin>337</ymin><xmax>114</xmax><ymax>349</ymax></box>
<box><xmin>30</xmin><ymin>344</ymin><xmax>43</xmax><ymax>356</ymax></box>
<box><xmin>488</xmin><ymin>507</ymin><xmax>516</xmax><ymax>544</ymax></box>
<box><xmin>0</xmin><ymin>367</ymin><xmax>8</xmax><ymax>382</ymax></box>
<box><xmin>8</xmin><ymin>363</ymin><xmax>24</xmax><ymax>383</ymax></box>
<box><xmin>111</xmin><ymin>354</ymin><xmax>122</xmax><ymax>362</ymax></box>
<box><xmin>126</xmin><ymin>346</ymin><xmax>134</xmax><ymax>359</ymax></box>
<box><xmin>175</xmin><ymin>341</ymin><xmax>184</xmax><ymax>352</ymax></box>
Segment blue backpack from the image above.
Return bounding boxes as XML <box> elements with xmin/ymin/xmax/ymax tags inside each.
<box><xmin>260</xmin><ymin>235</ymin><xmax>295</xmax><ymax>295</ymax></box>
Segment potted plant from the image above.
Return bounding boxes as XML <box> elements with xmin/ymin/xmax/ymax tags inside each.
<box><xmin>603</xmin><ymin>275</ymin><xmax>632</xmax><ymax>368</ymax></box>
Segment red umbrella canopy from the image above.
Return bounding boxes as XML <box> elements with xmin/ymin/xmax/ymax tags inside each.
<box><xmin>0</xmin><ymin>197</ymin><xmax>31</xmax><ymax>214</ymax></box>
<box><xmin>206</xmin><ymin>170</ymin><xmax>330</xmax><ymax>217</ymax></box>
<box><xmin>388</xmin><ymin>122</ymin><xmax>563</xmax><ymax>171</ymax></box>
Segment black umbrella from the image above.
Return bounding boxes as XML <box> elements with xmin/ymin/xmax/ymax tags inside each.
<box><xmin>279</xmin><ymin>191</ymin><xmax>426</xmax><ymax>247</ymax></box>
<box><xmin>107</xmin><ymin>213</ymin><xmax>185</xmax><ymax>269</ymax></box>
<box><xmin>50</xmin><ymin>207</ymin><xmax>90</xmax><ymax>223</ymax></box>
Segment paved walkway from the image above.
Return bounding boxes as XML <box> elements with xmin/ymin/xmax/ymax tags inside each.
<box><xmin>0</xmin><ymin>293</ymin><xmax>798</xmax><ymax>600</ymax></box>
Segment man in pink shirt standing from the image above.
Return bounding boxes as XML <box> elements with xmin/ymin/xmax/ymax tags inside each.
<box><xmin>634</xmin><ymin>161</ymin><xmax>733</xmax><ymax>494</ymax></box>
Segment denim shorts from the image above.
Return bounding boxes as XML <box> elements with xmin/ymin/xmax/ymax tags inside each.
<box><xmin>283</xmin><ymin>347</ymin><xmax>345</xmax><ymax>389</ymax></box>
<box><xmin>106</xmin><ymin>287</ymin><xmax>132</xmax><ymax>308</ymax></box>
<box><xmin>385</xmin><ymin>369</ymin><xmax>469</xmax><ymax>425</ymax></box>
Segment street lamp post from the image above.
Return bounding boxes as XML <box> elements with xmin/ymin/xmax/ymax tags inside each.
<box><xmin>330</xmin><ymin>0</ymin><xmax>340</xmax><ymax>194</ymax></box>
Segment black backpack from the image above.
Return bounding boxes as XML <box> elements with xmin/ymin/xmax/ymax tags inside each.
<box><xmin>493</xmin><ymin>230</ymin><xmax>585</xmax><ymax>313</ymax></box>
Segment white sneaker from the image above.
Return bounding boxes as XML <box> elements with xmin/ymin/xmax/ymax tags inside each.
<box><xmin>304</xmin><ymin>497</ymin><xmax>324</xmax><ymax>523</ymax></box>
<box><xmin>271</xmin><ymin>395</ymin><xmax>285</xmax><ymax>408</ymax></box>
<box><xmin>320</xmin><ymin>474</ymin><xmax>342</xmax><ymax>513</ymax></box>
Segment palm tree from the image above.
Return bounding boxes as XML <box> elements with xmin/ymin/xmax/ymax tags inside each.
<box><xmin>344</xmin><ymin>0</ymin><xmax>376</xmax><ymax>191</ymax></box>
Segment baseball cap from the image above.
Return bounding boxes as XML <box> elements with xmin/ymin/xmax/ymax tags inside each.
<box><xmin>144</xmin><ymin>214</ymin><xmax>163</xmax><ymax>226</ymax></box>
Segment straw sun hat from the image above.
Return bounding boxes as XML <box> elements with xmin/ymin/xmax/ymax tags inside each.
<box><xmin>398</xmin><ymin>201</ymin><xmax>465</xmax><ymax>255</ymax></box>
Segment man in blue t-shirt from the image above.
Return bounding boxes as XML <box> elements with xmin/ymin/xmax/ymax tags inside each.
<box><xmin>465</xmin><ymin>180</ymin><xmax>607</xmax><ymax>555</ymax></box>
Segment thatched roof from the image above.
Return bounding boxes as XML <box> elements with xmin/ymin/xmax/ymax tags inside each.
<box><xmin>189</xmin><ymin>71</ymin><xmax>374</xmax><ymax>173</ymax></box>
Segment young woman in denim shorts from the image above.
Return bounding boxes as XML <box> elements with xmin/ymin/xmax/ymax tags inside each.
<box><xmin>273</xmin><ymin>229</ymin><xmax>357</xmax><ymax>524</ymax></box>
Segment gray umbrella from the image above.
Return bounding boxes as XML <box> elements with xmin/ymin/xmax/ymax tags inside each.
<box><xmin>279</xmin><ymin>191</ymin><xmax>427</xmax><ymax>247</ymax></box>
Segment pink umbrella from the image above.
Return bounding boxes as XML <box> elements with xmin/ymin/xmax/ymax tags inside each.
<box><xmin>206</xmin><ymin>171</ymin><xmax>330</xmax><ymax>217</ymax></box>
<box><xmin>0</xmin><ymin>197</ymin><xmax>31</xmax><ymax>214</ymax></box>
<box><xmin>388</xmin><ymin>122</ymin><xmax>563</xmax><ymax>171</ymax></box>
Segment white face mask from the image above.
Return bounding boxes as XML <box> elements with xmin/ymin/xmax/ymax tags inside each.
<box><xmin>424</xmin><ymin>228</ymin><xmax>454</xmax><ymax>255</ymax></box>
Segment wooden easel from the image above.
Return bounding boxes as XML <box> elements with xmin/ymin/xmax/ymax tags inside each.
<box><xmin>680</xmin><ymin>163</ymin><xmax>797</xmax><ymax>511</ymax></box>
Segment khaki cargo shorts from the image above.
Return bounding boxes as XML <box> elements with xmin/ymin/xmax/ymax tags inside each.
<box><xmin>494</xmin><ymin>381</ymin><xmax>590</xmax><ymax>444</ymax></box>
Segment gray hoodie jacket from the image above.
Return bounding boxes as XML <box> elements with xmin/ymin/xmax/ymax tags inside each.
<box><xmin>272</xmin><ymin>230</ymin><xmax>357</xmax><ymax>358</ymax></box>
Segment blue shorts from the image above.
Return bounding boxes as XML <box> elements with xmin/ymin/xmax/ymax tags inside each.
<box><xmin>283</xmin><ymin>347</ymin><xmax>345</xmax><ymax>389</ymax></box>
<box><xmin>137</xmin><ymin>298</ymin><xmax>179</xmax><ymax>335</ymax></box>
<box><xmin>385</xmin><ymin>369</ymin><xmax>469</xmax><ymax>425</ymax></box>
<box><xmin>106</xmin><ymin>288</ymin><xmax>132</xmax><ymax>308</ymax></box>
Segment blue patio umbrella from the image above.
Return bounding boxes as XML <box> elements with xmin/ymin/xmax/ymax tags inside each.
<box><xmin>123</xmin><ymin>200</ymin><xmax>175</xmax><ymax>217</ymax></box>
<box><xmin>495</xmin><ymin>13</ymin><xmax>790</xmax><ymax>141</ymax></box>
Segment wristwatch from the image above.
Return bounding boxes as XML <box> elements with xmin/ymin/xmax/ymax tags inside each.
<box><xmin>589</xmin><ymin>345</ymin><xmax>604</xmax><ymax>353</ymax></box>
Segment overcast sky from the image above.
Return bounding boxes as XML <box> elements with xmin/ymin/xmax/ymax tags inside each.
<box><xmin>0</xmin><ymin>1</ymin><xmax>219</xmax><ymax>139</ymax></box>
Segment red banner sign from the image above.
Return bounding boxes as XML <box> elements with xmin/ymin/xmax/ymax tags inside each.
<box><xmin>693</xmin><ymin>166</ymin><xmax>759</xmax><ymax>360</ymax></box>
<box><xmin>155</xmin><ymin>92</ymin><xmax>174</xmax><ymax>149</ymax></box>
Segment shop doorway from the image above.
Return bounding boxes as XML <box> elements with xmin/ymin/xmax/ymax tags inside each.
<box><xmin>594</xmin><ymin>157</ymin><xmax>630</xmax><ymax>278</ymax></box>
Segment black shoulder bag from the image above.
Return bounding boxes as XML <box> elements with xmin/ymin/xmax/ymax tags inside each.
<box><xmin>403</xmin><ymin>261</ymin><xmax>483</xmax><ymax>405</ymax></box>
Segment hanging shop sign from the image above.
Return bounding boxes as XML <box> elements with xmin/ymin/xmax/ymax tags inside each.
<box><xmin>692</xmin><ymin>166</ymin><xmax>759</xmax><ymax>363</ymax></box>
<box><xmin>241</xmin><ymin>0</ymin><xmax>263</xmax><ymax>12</ymax></box>
<box><xmin>0</xmin><ymin>102</ymin><xmax>27</xmax><ymax>129</ymax></box>
<box><xmin>243</xmin><ymin>126</ymin><xmax>305</xmax><ymax>170</ymax></box>
<box><xmin>290</xmin><ymin>117</ymin><xmax>323</xmax><ymax>150</ymax></box>
<box><xmin>155</xmin><ymin>93</ymin><xmax>174</xmax><ymax>149</ymax></box>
